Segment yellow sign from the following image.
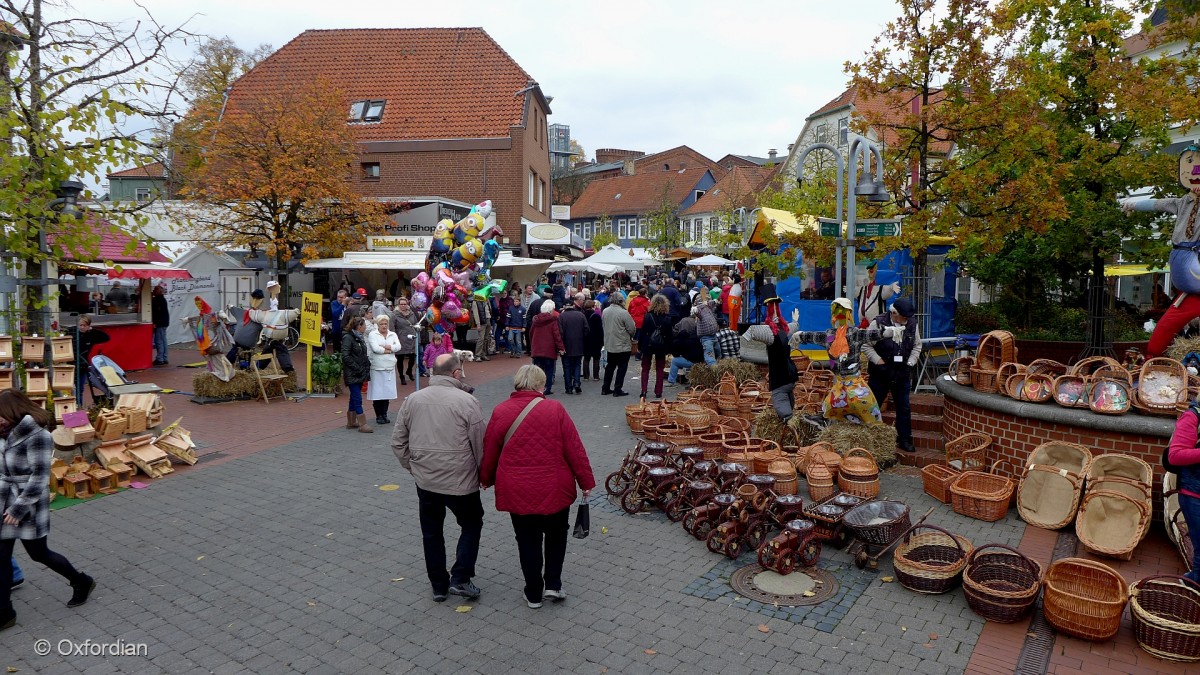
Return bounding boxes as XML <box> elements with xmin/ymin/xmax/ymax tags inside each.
<box><xmin>299</xmin><ymin>292</ymin><xmax>323</xmax><ymax>347</ymax></box>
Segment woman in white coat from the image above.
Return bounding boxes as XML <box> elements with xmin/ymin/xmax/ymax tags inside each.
<box><xmin>367</xmin><ymin>315</ymin><xmax>402</xmax><ymax>425</ymax></box>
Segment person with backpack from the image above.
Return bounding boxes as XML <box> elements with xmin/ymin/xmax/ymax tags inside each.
<box><xmin>1166</xmin><ymin>403</ymin><xmax>1200</xmax><ymax>582</ymax></box>
<box><xmin>638</xmin><ymin>294</ymin><xmax>674</xmax><ymax>400</ymax></box>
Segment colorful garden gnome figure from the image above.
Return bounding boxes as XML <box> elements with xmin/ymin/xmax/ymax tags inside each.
<box><xmin>1122</xmin><ymin>144</ymin><xmax>1200</xmax><ymax>356</ymax></box>
<box><xmin>787</xmin><ymin>299</ymin><xmax>887</xmax><ymax>425</ymax></box>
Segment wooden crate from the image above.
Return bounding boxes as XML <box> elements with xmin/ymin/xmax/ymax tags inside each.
<box><xmin>20</xmin><ymin>336</ymin><xmax>44</xmax><ymax>363</ymax></box>
<box><xmin>61</xmin><ymin>472</ymin><xmax>91</xmax><ymax>499</ymax></box>
<box><xmin>117</xmin><ymin>407</ymin><xmax>147</xmax><ymax>433</ymax></box>
<box><xmin>52</xmin><ymin>366</ymin><xmax>74</xmax><ymax>392</ymax></box>
<box><xmin>50</xmin><ymin>336</ymin><xmax>73</xmax><ymax>363</ymax></box>
<box><xmin>95</xmin><ymin>409</ymin><xmax>127</xmax><ymax>441</ymax></box>
<box><xmin>24</xmin><ymin>368</ymin><xmax>48</xmax><ymax>395</ymax></box>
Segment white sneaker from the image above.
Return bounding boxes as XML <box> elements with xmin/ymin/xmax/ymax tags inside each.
<box><xmin>526</xmin><ymin>599</ymin><xmax>543</xmax><ymax>608</ymax></box>
<box><xmin>543</xmin><ymin>589</ymin><xmax>566</xmax><ymax>602</ymax></box>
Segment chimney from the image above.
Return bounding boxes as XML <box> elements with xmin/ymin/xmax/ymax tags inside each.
<box><xmin>787</xmin><ymin>143</ymin><xmax>794</xmax><ymax>152</ymax></box>
<box><xmin>768</xmin><ymin>149</ymin><xmax>778</xmax><ymax>161</ymax></box>
<box><xmin>622</xmin><ymin>159</ymin><xmax>636</xmax><ymax>176</ymax></box>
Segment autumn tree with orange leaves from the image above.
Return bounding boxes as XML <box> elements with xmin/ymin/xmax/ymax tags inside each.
<box><xmin>176</xmin><ymin>80</ymin><xmax>388</xmax><ymax>301</ymax></box>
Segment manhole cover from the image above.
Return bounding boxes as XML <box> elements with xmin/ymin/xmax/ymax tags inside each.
<box><xmin>730</xmin><ymin>564</ymin><xmax>839</xmax><ymax>606</ymax></box>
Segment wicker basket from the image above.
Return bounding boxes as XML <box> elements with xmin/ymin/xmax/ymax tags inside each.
<box><xmin>1018</xmin><ymin>441</ymin><xmax>1092</xmax><ymax>530</ymax></box>
<box><xmin>698</xmin><ymin>430</ymin><xmax>737</xmax><ymax>461</ymax></box>
<box><xmin>768</xmin><ymin>459</ymin><xmax>798</xmax><ymax>495</ymax></box>
<box><xmin>976</xmin><ymin>331</ymin><xmax>1017</xmax><ymax>372</ymax></box>
<box><xmin>948</xmin><ymin>356</ymin><xmax>974</xmax><ymax>385</ymax></box>
<box><xmin>963</xmin><ymin>544</ymin><xmax>1043</xmax><ymax>623</ymax></box>
<box><xmin>950</xmin><ymin>460</ymin><xmax>1016</xmax><ymax>522</ymax></box>
<box><xmin>945</xmin><ymin>432</ymin><xmax>990</xmax><ymax>472</ymax></box>
<box><xmin>1075</xmin><ymin>490</ymin><xmax>1150</xmax><ymax>561</ymax></box>
<box><xmin>806</xmin><ymin>457</ymin><xmax>837</xmax><ymax>502</ymax></box>
<box><xmin>1027</xmin><ymin>359</ymin><xmax>1068</xmax><ymax>377</ymax></box>
<box><xmin>893</xmin><ymin>524</ymin><xmax>973</xmax><ymax>595</ymax></box>
<box><xmin>1017</xmin><ymin>373</ymin><xmax>1053</xmax><ymax>403</ymax></box>
<box><xmin>1130</xmin><ymin>575</ymin><xmax>1200</xmax><ymax>662</ymax></box>
<box><xmin>921</xmin><ymin>464</ymin><xmax>961</xmax><ymax>504</ymax></box>
<box><xmin>997</xmin><ymin>362</ymin><xmax>1026</xmax><ymax>394</ymax></box>
<box><xmin>717</xmin><ymin>415</ymin><xmax>750</xmax><ymax>434</ymax></box>
<box><xmin>1052</xmin><ymin>374</ymin><xmax>1090</xmax><ymax>408</ymax></box>
<box><xmin>1091</xmin><ymin>364</ymin><xmax>1132</xmax><ymax>385</ymax></box>
<box><xmin>672</xmin><ymin>403</ymin><xmax>713</xmax><ymax>431</ymax></box>
<box><xmin>1088</xmin><ymin>377</ymin><xmax>1132</xmax><ymax>415</ymax></box>
<box><xmin>1070</xmin><ymin>356</ymin><xmax>1122</xmax><ymax>377</ymax></box>
<box><xmin>970</xmin><ymin>367</ymin><xmax>1001</xmax><ymax>394</ymax></box>
<box><xmin>1137</xmin><ymin>357</ymin><xmax>1189</xmax><ymax>415</ymax></box>
<box><xmin>643</xmin><ymin>420</ymin><xmax>683</xmax><ymax>442</ymax></box>
<box><xmin>837</xmin><ymin>448</ymin><xmax>880</xmax><ymax>499</ymax></box>
<box><xmin>794</xmin><ymin>441</ymin><xmax>835</xmax><ymax>475</ymax></box>
<box><xmin>843</xmin><ymin>500</ymin><xmax>911</xmax><ymax>547</ymax></box>
<box><xmin>1042</xmin><ymin>557</ymin><xmax>1129</xmax><ymax>641</ymax></box>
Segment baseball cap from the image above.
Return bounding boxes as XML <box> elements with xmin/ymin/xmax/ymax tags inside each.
<box><xmin>266</xmin><ymin>280</ymin><xmax>280</xmax><ymax>289</ymax></box>
<box><xmin>251</xmin><ymin>289</ymin><xmax>265</xmax><ymax>299</ymax></box>
<box><xmin>356</xmin><ymin>287</ymin><xmax>367</xmax><ymax>296</ymax></box>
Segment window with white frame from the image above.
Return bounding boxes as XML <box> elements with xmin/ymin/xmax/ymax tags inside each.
<box><xmin>134</xmin><ymin>187</ymin><xmax>151</xmax><ymax>201</ymax></box>
<box><xmin>537</xmin><ymin>179</ymin><xmax>544</xmax><ymax>211</ymax></box>
<box><xmin>618</xmin><ymin>218</ymin><xmax>627</xmax><ymax>239</ymax></box>
<box><xmin>528</xmin><ymin>170</ymin><xmax>536</xmax><ymax>206</ymax></box>
<box><xmin>584</xmin><ymin>222</ymin><xmax>592</xmax><ymax>241</ymax></box>
<box><xmin>638</xmin><ymin>218</ymin><xmax>646</xmax><ymax>239</ymax></box>
<box><xmin>838</xmin><ymin>118</ymin><xmax>849</xmax><ymax>146</ymax></box>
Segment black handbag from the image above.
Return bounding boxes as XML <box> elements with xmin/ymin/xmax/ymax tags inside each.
<box><xmin>572</xmin><ymin>499</ymin><xmax>590</xmax><ymax>539</ymax></box>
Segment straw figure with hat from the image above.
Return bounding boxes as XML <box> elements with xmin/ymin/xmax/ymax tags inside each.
<box><xmin>862</xmin><ymin>297</ymin><xmax>922</xmax><ymax>452</ymax></box>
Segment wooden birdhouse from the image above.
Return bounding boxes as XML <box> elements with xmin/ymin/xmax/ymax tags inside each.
<box><xmin>61</xmin><ymin>472</ymin><xmax>91</xmax><ymax>499</ymax></box>
<box><xmin>50</xmin><ymin>335</ymin><xmax>73</xmax><ymax>363</ymax></box>
<box><xmin>87</xmin><ymin>465</ymin><xmax>118</xmax><ymax>494</ymax></box>
<box><xmin>20</xmin><ymin>336</ymin><xmax>44</xmax><ymax>363</ymax></box>
<box><xmin>69</xmin><ymin>455</ymin><xmax>90</xmax><ymax>474</ymax></box>
<box><xmin>52</xmin><ymin>366</ymin><xmax>74</xmax><ymax>392</ymax></box>
<box><xmin>116</xmin><ymin>393</ymin><xmax>163</xmax><ymax>428</ymax></box>
<box><xmin>0</xmin><ymin>368</ymin><xmax>13</xmax><ymax>391</ymax></box>
<box><xmin>49</xmin><ymin>458</ymin><xmax>70</xmax><ymax>495</ymax></box>
<box><xmin>117</xmin><ymin>406</ymin><xmax>147</xmax><ymax>434</ymax></box>
<box><xmin>24</xmin><ymin>368</ymin><xmax>48</xmax><ymax>396</ymax></box>
<box><xmin>127</xmin><ymin>434</ymin><xmax>172</xmax><ymax>478</ymax></box>
<box><xmin>0</xmin><ymin>335</ymin><xmax>12</xmax><ymax>361</ymax></box>
<box><xmin>106</xmin><ymin>461</ymin><xmax>134</xmax><ymax>488</ymax></box>
<box><xmin>53</xmin><ymin>397</ymin><xmax>76</xmax><ymax>422</ymax></box>
<box><xmin>95</xmin><ymin>409</ymin><xmax>127</xmax><ymax>441</ymax></box>
<box><xmin>155</xmin><ymin>418</ymin><xmax>197</xmax><ymax>465</ymax></box>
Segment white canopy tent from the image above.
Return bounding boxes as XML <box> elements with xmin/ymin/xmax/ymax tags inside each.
<box><xmin>582</xmin><ymin>243</ymin><xmax>647</xmax><ymax>271</ymax></box>
<box><xmin>304</xmin><ymin>250</ymin><xmax>553</xmax><ymax>288</ymax></box>
<box><xmin>548</xmin><ymin>260</ymin><xmax>621</xmax><ymax>276</ymax></box>
<box><xmin>686</xmin><ymin>254</ymin><xmax>738</xmax><ymax>267</ymax></box>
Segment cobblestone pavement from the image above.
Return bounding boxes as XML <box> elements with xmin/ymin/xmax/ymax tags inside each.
<box><xmin>2</xmin><ymin>361</ymin><xmax>1028</xmax><ymax>674</ymax></box>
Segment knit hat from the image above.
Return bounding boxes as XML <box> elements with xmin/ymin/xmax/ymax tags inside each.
<box><xmin>892</xmin><ymin>298</ymin><xmax>916</xmax><ymax>318</ymax></box>
<box><xmin>628</xmin><ymin>290</ymin><xmax>640</xmax><ymax>299</ymax></box>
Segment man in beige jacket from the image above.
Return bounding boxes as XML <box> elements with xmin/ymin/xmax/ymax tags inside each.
<box><xmin>392</xmin><ymin>353</ymin><xmax>487</xmax><ymax>602</ymax></box>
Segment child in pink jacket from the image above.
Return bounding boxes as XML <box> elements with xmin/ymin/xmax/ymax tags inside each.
<box><xmin>423</xmin><ymin>333</ymin><xmax>454</xmax><ymax>372</ymax></box>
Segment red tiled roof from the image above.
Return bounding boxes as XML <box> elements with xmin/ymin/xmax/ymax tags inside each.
<box><xmin>227</xmin><ymin>28</ymin><xmax>537</xmax><ymax>141</ymax></box>
<box><xmin>809</xmin><ymin>85</ymin><xmax>953</xmax><ymax>155</ymax></box>
<box><xmin>108</xmin><ymin>161</ymin><xmax>166</xmax><ymax>179</ymax></box>
<box><xmin>570</xmin><ymin>167</ymin><xmax>713</xmax><ymax>219</ymax></box>
<box><xmin>680</xmin><ymin>166</ymin><xmax>771</xmax><ymax>215</ymax></box>
<box><xmin>46</xmin><ymin>218</ymin><xmax>169</xmax><ymax>263</ymax></box>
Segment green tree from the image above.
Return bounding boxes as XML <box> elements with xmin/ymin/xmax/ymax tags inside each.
<box><xmin>590</xmin><ymin>215</ymin><xmax>617</xmax><ymax>249</ymax></box>
<box><xmin>636</xmin><ymin>180</ymin><xmax>683</xmax><ymax>252</ymax></box>
<box><xmin>0</xmin><ymin>0</ymin><xmax>190</xmax><ymax>330</ymax></box>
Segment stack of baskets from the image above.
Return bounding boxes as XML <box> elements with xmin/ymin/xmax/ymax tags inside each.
<box><xmin>768</xmin><ymin>459</ymin><xmax>798</xmax><ymax>496</ymax></box>
<box><xmin>793</xmin><ymin>441</ymin><xmax>835</xmax><ymax>476</ymax></box>
<box><xmin>963</xmin><ymin>544</ymin><xmax>1043</xmax><ymax>623</ymax></box>
<box><xmin>1017</xmin><ymin>441</ymin><xmax>1092</xmax><ymax>530</ymax></box>
<box><xmin>923</xmin><ymin>432</ymin><xmax>993</xmax><ymax>504</ymax></box>
<box><xmin>893</xmin><ymin>525</ymin><xmax>973</xmax><ymax>595</ymax></box>
<box><xmin>970</xmin><ymin>330</ymin><xmax>1017</xmax><ymax>394</ymax></box>
<box><xmin>1076</xmin><ymin>454</ymin><xmax>1152</xmax><ymax>560</ymax></box>
<box><xmin>950</xmin><ymin>460</ymin><xmax>1017</xmax><ymax>522</ymax></box>
<box><xmin>1130</xmin><ymin>575</ymin><xmax>1200</xmax><ymax>662</ymax></box>
<box><xmin>1042</xmin><ymin>558</ymin><xmax>1128</xmax><ymax>641</ymax></box>
<box><xmin>837</xmin><ymin>448</ymin><xmax>880</xmax><ymax>499</ymax></box>
<box><xmin>806</xmin><ymin>455</ymin><xmax>837</xmax><ymax>502</ymax></box>
<box><xmin>625</xmin><ymin>400</ymin><xmax>662</xmax><ymax>434</ymax></box>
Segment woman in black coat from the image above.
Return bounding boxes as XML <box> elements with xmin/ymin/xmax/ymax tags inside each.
<box><xmin>340</xmin><ymin>317</ymin><xmax>373</xmax><ymax>432</ymax></box>
<box><xmin>582</xmin><ymin>300</ymin><xmax>604</xmax><ymax>381</ymax></box>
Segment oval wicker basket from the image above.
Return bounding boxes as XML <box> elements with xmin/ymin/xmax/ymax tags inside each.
<box><xmin>963</xmin><ymin>544</ymin><xmax>1042</xmax><ymax>623</ymax></box>
<box><xmin>976</xmin><ymin>331</ymin><xmax>1017</xmax><ymax>372</ymax></box>
<box><xmin>839</xmin><ymin>448</ymin><xmax>877</xmax><ymax>478</ymax></box>
<box><xmin>1136</xmin><ymin>357</ymin><xmax>1189</xmax><ymax>415</ymax></box>
<box><xmin>1070</xmin><ymin>356</ymin><xmax>1122</xmax><ymax>377</ymax></box>
<box><xmin>893</xmin><ymin>524</ymin><xmax>973</xmax><ymax>595</ymax></box>
<box><xmin>698</xmin><ymin>431</ymin><xmax>738</xmax><ymax>461</ymax></box>
<box><xmin>950</xmin><ymin>460</ymin><xmax>1016</xmax><ymax>522</ymax></box>
<box><xmin>1075</xmin><ymin>489</ymin><xmax>1149</xmax><ymax>561</ymax></box>
<box><xmin>948</xmin><ymin>356</ymin><xmax>974</xmax><ymax>385</ymax></box>
<box><xmin>1026</xmin><ymin>359</ymin><xmax>1067</xmax><ymax>377</ymax></box>
<box><xmin>997</xmin><ymin>362</ymin><xmax>1026</xmax><ymax>393</ymax></box>
<box><xmin>1042</xmin><ymin>557</ymin><xmax>1128</xmax><ymax>641</ymax></box>
<box><xmin>806</xmin><ymin>458</ymin><xmax>836</xmax><ymax>502</ymax></box>
<box><xmin>672</xmin><ymin>403</ymin><xmax>713</xmax><ymax>430</ymax></box>
<box><xmin>1017</xmin><ymin>373</ymin><xmax>1053</xmax><ymax>403</ymax></box>
<box><xmin>1088</xmin><ymin>377</ymin><xmax>1132</xmax><ymax>415</ymax></box>
<box><xmin>1052</xmin><ymin>374</ymin><xmax>1090</xmax><ymax>409</ymax></box>
<box><xmin>1130</xmin><ymin>575</ymin><xmax>1200</xmax><ymax>663</ymax></box>
<box><xmin>970</xmin><ymin>367</ymin><xmax>1001</xmax><ymax>394</ymax></box>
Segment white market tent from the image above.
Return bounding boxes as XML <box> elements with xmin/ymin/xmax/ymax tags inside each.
<box><xmin>304</xmin><ymin>250</ymin><xmax>553</xmax><ymax>288</ymax></box>
<box><xmin>583</xmin><ymin>243</ymin><xmax>647</xmax><ymax>271</ymax></box>
<box><xmin>548</xmin><ymin>260</ymin><xmax>621</xmax><ymax>276</ymax></box>
<box><xmin>686</xmin><ymin>254</ymin><xmax>737</xmax><ymax>267</ymax></box>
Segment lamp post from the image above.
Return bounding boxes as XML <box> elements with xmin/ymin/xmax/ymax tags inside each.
<box><xmin>15</xmin><ymin>180</ymin><xmax>86</xmax><ymax>336</ymax></box>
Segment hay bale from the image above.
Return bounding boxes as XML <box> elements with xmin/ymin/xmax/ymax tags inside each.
<box><xmin>816</xmin><ymin>421</ymin><xmax>898</xmax><ymax>467</ymax></box>
<box><xmin>192</xmin><ymin>370</ymin><xmax>299</xmax><ymax>399</ymax></box>
<box><xmin>713</xmin><ymin>359</ymin><xmax>761</xmax><ymax>386</ymax></box>
<box><xmin>753</xmin><ymin>407</ymin><xmax>789</xmax><ymax>445</ymax></box>
<box><xmin>787</xmin><ymin>413</ymin><xmax>822</xmax><ymax>447</ymax></box>
<box><xmin>1166</xmin><ymin>335</ymin><xmax>1200</xmax><ymax>363</ymax></box>
<box><xmin>687</xmin><ymin>363</ymin><xmax>717</xmax><ymax>390</ymax></box>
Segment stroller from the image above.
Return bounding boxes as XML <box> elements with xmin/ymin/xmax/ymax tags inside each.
<box><xmin>88</xmin><ymin>354</ymin><xmax>161</xmax><ymax>406</ymax></box>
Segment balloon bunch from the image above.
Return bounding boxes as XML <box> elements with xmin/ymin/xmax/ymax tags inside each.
<box><xmin>411</xmin><ymin>199</ymin><xmax>505</xmax><ymax>334</ymax></box>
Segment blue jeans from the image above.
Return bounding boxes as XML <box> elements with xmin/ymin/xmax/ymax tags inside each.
<box><xmin>699</xmin><ymin>335</ymin><xmax>717</xmax><ymax>366</ymax></box>
<box><xmin>534</xmin><ymin>356</ymin><xmax>556</xmax><ymax>394</ymax></box>
<box><xmin>562</xmin><ymin>355</ymin><xmax>582</xmax><ymax>391</ymax></box>
<box><xmin>507</xmin><ymin>329</ymin><xmax>525</xmax><ymax>355</ymax></box>
<box><xmin>1181</xmin><ymin>494</ymin><xmax>1200</xmax><ymax>584</ymax></box>
<box><xmin>11</xmin><ymin>558</ymin><xmax>22</xmax><ymax>584</ymax></box>
<box><xmin>347</xmin><ymin>382</ymin><xmax>364</xmax><ymax>414</ymax></box>
<box><xmin>153</xmin><ymin>326</ymin><xmax>168</xmax><ymax>363</ymax></box>
<box><xmin>669</xmin><ymin>356</ymin><xmax>695</xmax><ymax>383</ymax></box>
<box><xmin>416</xmin><ymin>487</ymin><xmax>483</xmax><ymax>594</ymax></box>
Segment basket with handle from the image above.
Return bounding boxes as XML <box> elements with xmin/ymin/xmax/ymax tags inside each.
<box><xmin>794</xmin><ymin>441</ymin><xmax>835</xmax><ymax>475</ymax></box>
<box><xmin>1075</xmin><ymin>489</ymin><xmax>1150</xmax><ymax>561</ymax></box>
<box><xmin>950</xmin><ymin>460</ymin><xmax>1016</xmax><ymax>522</ymax></box>
<box><xmin>1135</xmin><ymin>357</ymin><xmax>1189</xmax><ymax>416</ymax></box>
<box><xmin>698</xmin><ymin>430</ymin><xmax>738</xmax><ymax>461</ymax></box>
<box><xmin>671</xmin><ymin>403</ymin><xmax>713</xmax><ymax>432</ymax></box>
<box><xmin>1052</xmin><ymin>374</ymin><xmax>1090</xmax><ymax>408</ymax></box>
<box><xmin>1042</xmin><ymin>557</ymin><xmax>1129</xmax><ymax>641</ymax></box>
<box><xmin>806</xmin><ymin>456</ymin><xmax>837</xmax><ymax>502</ymax></box>
<box><xmin>837</xmin><ymin>448</ymin><xmax>880</xmax><ymax>499</ymax></box>
<box><xmin>1130</xmin><ymin>575</ymin><xmax>1200</xmax><ymax>662</ymax></box>
<box><xmin>1088</xmin><ymin>376</ymin><xmax>1132</xmax><ymax>415</ymax></box>
<box><xmin>997</xmin><ymin>362</ymin><xmax>1026</xmax><ymax>396</ymax></box>
<box><xmin>1016</xmin><ymin>373</ymin><xmax>1053</xmax><ymax>403</ymax></box>
<box><xmin>1070</xmin><ymin>355</ymin><xmax>1122</xmax><ymax>377</ymax></box>
<box><xmin>1026</xmin><ymin>359</ymin><xmax>1068</xmax><ymax>378</ymax></box>
<box><xmin>970</xmin><ymin>366</ymin><xmax>1001</xmax><ymax>394</ymax></box>
<box><xmin>948</xmin><ymin>356</ymin><xmax>974</xmax><ymax>385</ymax></box>
<box><xmin>716</xmin><ymin>374</ymin><xmax>738</xmax><ymax>397</ymax></box>
<box><xmin>975</xmin><ymin>331</ymin><xmax>1017</xmax><ymax>372</ymax></box>
<box><xmin>921</xmin><ymin>464</ymin><xmax>961</xmax><ymax>504</ymax></box>
<box><xmin>1017</xmin><ymin>441</ymin><xmax>1092</xmax><ymax>530</ymax></box>
<box><xmin>963</xmin><ymin>544</ymin><xmax>1043</xmax><ymax>623</ymax></box>
<box><xmin>1091</xmin><ymin>363</ymin><xmax>1132</xmax><ymax>385</ymax></box>
<box><xmin>893</xmin><ymin>524</ymin><xmax>973</xmax><ymax>595</ymax></box>
<box><xmin>945</xmin><ymin>432</ymin><xmax>990</xmax><ymax>472</ymax></box>
<box><xmin>843</xmin><ymin>500</ymin><xmax>911</xmax><ymax>547</ymax></box>
<box><xmin>768</xmin><ymin>459</ymin><xmax>798</xmax><ymax>496</ymax></box>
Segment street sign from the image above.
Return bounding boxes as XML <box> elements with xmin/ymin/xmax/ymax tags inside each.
<box><xmin>299</xmin><ymin>292</ymin><xmax>323</xmax><ymax>347</ymax></box>
<box><xmin>854</xmin><ymin>219</ymin><xmax>902</xmax><ymax>238</ymax></box>
<box><xmin>818</xmin><ymin>218</ymin><xmax>840</xmax><ymax>237</ymax></box>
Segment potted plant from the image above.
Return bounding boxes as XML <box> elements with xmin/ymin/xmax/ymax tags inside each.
<box><xmin>311</xmin><ymin>354</ymin><xmax>342</xmax><ymax>395</ymax></box>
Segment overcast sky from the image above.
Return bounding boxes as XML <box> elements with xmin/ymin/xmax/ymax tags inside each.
<box><xmin>64</xmin><ymin>0</ymin><xmax>903</xmax><ymax>162</ymax></box>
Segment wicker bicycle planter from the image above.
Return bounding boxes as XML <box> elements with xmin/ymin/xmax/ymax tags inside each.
<box><xmin>1130</xmin><ymin>575</ymin><xmax>1200</xmax><ymax>662</ymax></box>
<box><xmin>950</xmin><ymin>460</ymin><xmax>1016</xmax><ymax>522</ymax></box>
<box><xmin>1043</xmin><ymin>557</ymin><xmax>1129</xmax><ymax>641</ymax></box>
<box><xmin>921</xmin><ymin>464</ymin><xmax>961</xmax><ymax>504</ymax></box>
<box><xmin>948</xmin><ymin>356</ymin><xmax>974</xmax><ymax>385</ymax></box>
<box><xmin>946</xmin><ymin>432</ymin><xmax>990</xmax><ymax>472</ymax></box>
<box><xmin>893</xmin><ymin>524</ymin><xmax>973</xmax><ymax>595</ymax></box>
<box><xmin>837</xmin><ymin>448</ymin><xmax>880</xmax><ymax>499</ymax></box>
<box><xmin>963</xmin><ymin>544</ymin><xmax>1043</xmax><ymax>623</ymax></box>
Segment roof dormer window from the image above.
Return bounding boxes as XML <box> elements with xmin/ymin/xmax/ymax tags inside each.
<box><xmin>349</xmin><ymin>100</ymin><xmax>387</xmax><ymax>123</ymax></box>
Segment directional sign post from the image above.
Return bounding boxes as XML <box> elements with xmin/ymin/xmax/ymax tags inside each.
<box><xmin>853</xmin><ymin>218</ymin><xmax>902</xmax><ymax>238</ymax></box>
<box><xmin>818</xmin><ymin>218</ymin><xmax>841</xmax><ymax>237</ymax></box>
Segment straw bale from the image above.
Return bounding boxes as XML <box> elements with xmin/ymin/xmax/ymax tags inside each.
<box><xmin>816</xmin><ymin>421</ymin><xmax>897</xmax><ymax>467</ymax></box>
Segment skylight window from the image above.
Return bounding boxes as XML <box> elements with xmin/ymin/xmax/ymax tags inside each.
<box><xmin>349</xmin><ymin>100</ymin><xmax>387</xmax><ymax>123</ymax></box>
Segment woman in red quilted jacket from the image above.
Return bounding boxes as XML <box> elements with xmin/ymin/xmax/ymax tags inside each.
<box><xmin>480</xmin><ymin>365</ymin><xmax>595</xmax><ymax>608</ymax></box>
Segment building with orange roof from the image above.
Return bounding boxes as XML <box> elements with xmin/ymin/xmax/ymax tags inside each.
<box><xmin>563</xmin><ymin>164</ymin><xmax>717</xmax><ymax>250</ymax></box>
<box><xmin>677</xmin><ymin>165</ymin><xmax>775</xmax><ymax>249</ymax></box>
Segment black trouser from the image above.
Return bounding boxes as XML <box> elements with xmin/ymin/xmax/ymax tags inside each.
<box><xmin>372</xmin><ymin>399</ymin><xmax>390</xmax><ymax>419</ymax></box>
<box><xmin>0</xmin><ymin>537</ymin><xmax>83</xmax><ymax>616</ymax></box>
<box><xmin>510</xmin><ymin>508</ymin><xmax>570</xmax><ymax>603</ymax></box>
<box><xmin>602</xmin><ymin>351</ymin><xmax>631</xmax><ymax>393</ymax></box>
<box><xmin>397</xmin><ymin>354</ymin><xmax>416</xmax><ymax>381</ymax></box>
<box><xmin>868</xmin><ymin>363</ymin><xmax>912</xmax><ymax>444</ymax></box>
<box><xmin>416</xmin><ymin>487</ymin><xmax>483</xmax><ymax>594</ymax></box>
<box><xmin>583</xmin><ymin>352</ymin><xmax>601</xmax><ymax>379</ymax></box>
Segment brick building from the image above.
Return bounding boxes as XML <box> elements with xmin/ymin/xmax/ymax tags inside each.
<box><xmin>224</xmin><ymin>27</ymin><xmax>553</xmax><ymax>249</ymax></box>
